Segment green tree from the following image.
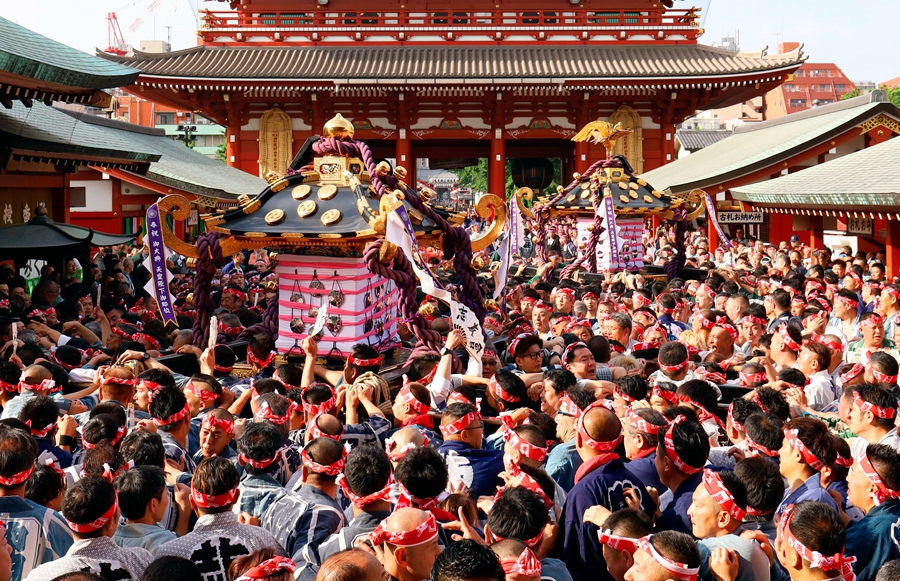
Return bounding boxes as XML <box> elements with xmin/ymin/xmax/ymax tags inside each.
<box><xmin>841</xmin><ymin>88</ymin><xmax>862</xmax><ymax>100</ymax></box>
<box><xmin>455</xmin><ymin>157</ymin><xmax>564</xmax><ymax>200</ymax></box>
<box><xmin>215</xmin><ymin>141</ymin><xmax>227</xmax><ymax>163</ymax></box>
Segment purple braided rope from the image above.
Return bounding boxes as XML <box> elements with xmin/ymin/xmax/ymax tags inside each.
<box><xmin>385</xmin><ymin>178</ymin><xmax>486</xmax><ymax>320</ymax></box>
<box><xmin>363</xmin><ymin>240</ymin><xmax>463</xmax><ymax>373</ymax></box>
<box><xmin>663</xmin><ymin>208</ymin><xmax>688</xmax><ymax>281</ymax></box>
<box><xmin>192</xmin><ymin>233</ymin><xmax>227</xmax><ymax>347</ymax></box>
<box><xmin>237</xmin><ymin>293</ymin><xmax>279</xmax><ymax>342</ymax></box>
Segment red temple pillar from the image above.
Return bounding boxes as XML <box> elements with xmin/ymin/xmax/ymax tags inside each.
<box><xmin>888</xmin><ymin>219</ymin><xmax>900</xmax><ymax>278</ymax></box>
<box><xmin>226</xmin><ymin>122</ymin><xmax>241</xmax><ymax>168</ymax></box>
<box><xmin>809</xmin><ymin>216</ymin><xmax>824</xmax><ymax>250</ymax></box>
<box><xmin>395</xmin><ymin>132</ymin><xmax>411</xmax><ymax>173</ymax></box>
<box><xmin>490</xmin><ymin>128</ymin><xmax>506</xmax><ymax>197</ymax></box>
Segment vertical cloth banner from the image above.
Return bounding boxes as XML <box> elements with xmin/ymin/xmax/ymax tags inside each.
<box><xmin>143</xmin><ymin>202</ymin><xmax>178</xmax><ymax>325</ymax></box>
<box><xmin>704</xmin><ymin>192</ymin><xmax>733</xmax><ymax>249</ymax></box>
<box><xmin>596</xmin><ymin>194</ymin><xmax>623</xmax><ymax>271</ymax></box>
<box><xmin>509</xmin><ymin>196</ymin><xmax>523</xmax><ymax>255</ymax></box>
<box><xmin>386</xmin><ymin>205</ymin><xmax>485</xmax><ymax>370</ymax></box>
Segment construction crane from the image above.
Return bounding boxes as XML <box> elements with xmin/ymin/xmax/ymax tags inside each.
<box><xmin>104</xmin><ymin>0</ymin><xmax>162</xmax><ymax>56</ymax></box>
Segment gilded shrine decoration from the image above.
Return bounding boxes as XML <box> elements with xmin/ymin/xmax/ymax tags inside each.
<box><xmin>258</xmin><ymin>108</ymin><xmax>294</xmax><ymax>179</ymax></box>
<box><xmin>610</xmin><ymin>105</ymin><xmax>644</xmax><ymax>174</ymax></box>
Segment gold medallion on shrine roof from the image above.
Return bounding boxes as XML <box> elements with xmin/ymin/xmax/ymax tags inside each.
<box><xmin>321</xmin><ymin>209</ymin><xmax>342</xmax><ymax>226</ymax></box>
<box><xmin>265</xmin><ymin>209</ymin><xmax>285</xmax><ymax>225</ymax></box>
<box><xmin>580</xmin><ymin>190</ymin><xmax>591</xmax><ymax>199</ymax></box>
<box><xmin>297</xmin><ymin>200</ymin><xmax>317</xmax><ymax>218</ymax></box>
<box><xmin>580</xmin><ymin>182</ymin><xmax>591</xmax><ymax>190</ymax></box>
<box><xmin>408</xmin><ymin>209</ymin><xmax>425</xmax><ymax>224</ymax></box>
<box><xmin>318</xmin><ymin>184</ymin><xmax>338</xmax><ymax>200</ymax></box>
<box><xmin>292</xmin><ymin>185</ymin><xmax>312</xmax><ymax>200</ymax></box>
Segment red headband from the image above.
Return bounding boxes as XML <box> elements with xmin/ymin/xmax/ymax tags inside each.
<box><xmin>385</xmin><ymin>436</ymin><xmax>426</xmax><ymax>462</ymax></box>
<box><xmin>500</xmin><ymin>548</ymin><xmax>542</xmax><ymax>578</ymax></box>
<box><xmin>714</xmin><ymin>319</ymin><xmax>738</xmax><ymax>343</ymax></box>
<box><xmin>658</xmin><ymin>356</ymin><xmax>688</xmax><ymax>373</ymax></box>
<box><xmin>223</xmin><ymin>287</ymin><xmax>247</xmax><ymax>301</ymax></box>
<box><xmin>348</xmin><ymin>355</ymin><xmax>383</xmax><ymax>368</ymax></box>
<box><xmin>726</xmin><ymin>402</ymin><xmax>744</xmax><ymax>433</ymax></box>
<box><xmin>336</xmin><ymin>473</ymin><xmax>394</xmax><ymax>509</ymax></box>
<box><xmin>783</xmin><ymin>427</ymin><xmax>825</xmax><ymax>471</ymax></box>
<box><xmin>27</xmin><ymin>419</ymin><xmax>56</xmax><ymax>438</ymax></box>
<box><xmin>447</xmin><ymin>391</ymin><xmax>481</xmax><ymax>411</ymax></box>
<box><xmin>861</xmin><ymin>314</ymin><xmax>884</xmax><ymax>329</ymax></box>
<box><xmin>561</xmin><ymin>341</ymin><xmax>587</xmax><ymax>366</ymax></box>
<box><xmin>810</xmin><ymin>333</ymin><xmax>843</xmax><ymax>353</ymax></box>
<box><xmin>859</xmin><ymin>450</ymin><xmax>900</xmax><ymax>505</ymax></box>
<box><xmin>185</xmin><ymin>381</ymin><xmax>219</xmax><ymax>403</ymax></box>
<box><xmin>489</xmin><ymin>375</ymin><xmax>520</xmax><ymax>403</ymax></box>
<box><xmin>701</xmin><ymin>469</ymin><xmax>746</xmax><ymax>521</ymax></box>
<box><xmin>99</xmin><ymin>375</ymin><xmax>137</xmax><ymax>387</ymax></box>
<box><xmin>371</xmin><ymin>513</ymin><xmax>439</xmax><ymax>547</ymax></box>
<box><xmin>779</xmin><ymin>504</ymin><xmax>855</xmax><ymax>576</ymax></box>
<box><xmin>501</xmin><ymin>416</ymin><xmax>548</xmax><ymax>462</ymax></box>
<box><xmin>556</xmin><ymin>288</ymin><xmax>576</xmax><ymax>300</ymax></box>
<box><xmin>650</xmin><ymin>384</ymin><xmax>679</xmax><ymax>406</ymax></box>
<box><xmin>558</xmin><ymin>392</ymin><xmax>582</xmax><ymax>418</ymax></box>
<box><xmin>202</xmin><ymin>414</ymin><xmax>235</xmax><ymax>435</ymax></box>
<box><xmin>636</xmin><ymin>536</ymin><xmax>700</xmax><ymax>581</ymax></box>
<box><xmin>234</xmin><ymin>557</ymin><xmax>298</xmax><ymax>581</ymax></box>
<box><xmin>840</xmin><ymin>363</ymin><xmax>864</xmax><ymax>385</ymax></box>
<box><xmin>256</xmin><ymin>400</ymin><xmax>297</xmax><ymax>425</ymax></box>
<box><xmin>739</xmin><ymin>371</ymin><xmax>768</xmax><ymax>387</ymax></box>
<box><xmin>576</xmin><ymin>400</ymin><xmax>622</xmax><ymax>452</ymax></box>
<box><xmin>520</xmin><ymin>296</ymin><xmax>536</xmax><ymax>306</ymax></box>
<box><xmin>581</xmin><ymin>292</ymin><xmax>599</xmax><ymax>301</ymax></box>
<box><xmin>191</xmin><ymin>485</ymin><xmax>238</xmax><ymax>508</ymax></box>
<box><xmin>440</xmin><ymin>410</ymin><xmax>481</xmax><ymax>438</ymax></box>
<box><xmin>399</xmin><ymin>378</ymin><xmax>432</xmax><ymax>415</ymax></box>
<box><xmin>533</xmin><ymin>301</ymin><xmax>553</xmax><ymax>312</ymax></box>
<box><xmin>247</xmin><ymin>350</ymin><xmax>276</xmax><ymax>368</ymax></box>
<box><xmin>239</xmin><ymin>449</ymin><xmax>282</xmax><ymax>470</ymax></box>
<box><xmin>111</xmin><ymin>327</ymin><xmax>133</xmax><ymax>340</ymax></box>
<box><xmin>66</xmin><ymin>495</ymin><xmax>118</xmax><ymax>533</ymax></box>
<box><xmin>626</xmin><ymin>407</ymin><xmax>665</xmax><ymax>435</ymax></box>
<box><xmin>82</xmin><ymin>424</ymin><xmax>127</xmax><ymax>449</ymax></box>
<box><xmin>502</xmin><ymin>464</ymin><xmax>554</xmax><ymax>510</ymax></box>
<box><xmin>300</xmin><ymin>446</ymin><xmax>346</xmax><ymax>476</ymax></box>
<box><xmin>869</xmin><ymin>365</ymin><xmax>898</xmax><ymax>384</ymax></box>
<box><xmin>0</xmin><ymin>464</ymin><xmax>34</xmax><ymax>486</ymax></box>
<box><xmin>301</xmin><ymin>385</ymin><xmax>337</xmax><ymax>417</ymax></box>
<box><xmin>153</xmin><ymin>403</ymin><xmax>190</xmax><ymax>427</ymax></box>
<box><xmin>309</xmin><ymin>415</ymin><xmax>343</xmax><ymax>441</ymax></box>
<box><xmin>132</xmin><ymin>333</ymin><xmax>160</xmax><ymax>351</ymax></box>
<box><xmin>663</xmin><ymin>416</ymin><xmax>702</xmax><ymax>475</ymax></box>
<box><xmin>0</xmin><ymin>379</ymin><xmax>17</xmax><ymax>393</ymax></box>
<box><xmin>853</xmin><ymin>390</ymin><xmax>896</xmax><ymax>419</ymax></box>
<box><xmin>18</xmin><ymin>377</ymin><xmax>56</xmax><ymax>393</ymax></box>
<box><xmin>778</xmin><ymin>324</ymin><xmax>801</xmax><ymax>352</ymax></box>
<box><xmin>218</xmin><ymin>321</ymin><xmax>245</xmax><ymax>336</ymax></box>
<box><xmin>597</xmin><ymin>529</ymin><xmax>639</xmax><ymax>553</ymax></box>
<box><xmin>695</xmin><ymin>368</ymin><xmax>726</xmax><ymax>385</ymax></box>
<box><xmin>214</xmin><ymin>363</ymin><xmax>234</xmax><ymax>373</ymax></box>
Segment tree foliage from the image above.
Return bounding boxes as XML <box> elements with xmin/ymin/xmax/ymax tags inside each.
<box><xmin>455</xmin><ymin>157</ymin><xmax>564</xmax><ymax>200</ymax></box>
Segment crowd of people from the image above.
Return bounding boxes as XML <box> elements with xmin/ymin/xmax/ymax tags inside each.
<box><xmin>1</xmin><ymin>222</ymin><xmax>900</xmax><ymax>581</ymax></box>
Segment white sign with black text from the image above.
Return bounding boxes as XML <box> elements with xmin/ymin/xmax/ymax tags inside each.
<box><xmin>717</xmin><ymin>212</ymin><xmax>764</xmax><ymax>224</ymax></box>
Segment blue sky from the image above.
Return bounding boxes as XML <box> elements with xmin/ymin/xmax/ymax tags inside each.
<box><xmin>1</xmin><ymin>0</ymin><xmax>897</xmax><ymax>84</ymax></box>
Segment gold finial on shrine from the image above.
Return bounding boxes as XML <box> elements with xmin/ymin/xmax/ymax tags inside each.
<box><xmin>394</xmin><ymin>166</ymin><xmax>408</xmax><ymax>180</ymax></box>
<box><xmin>571</xmin><ymin>120</ymin><xmax>633</xmax><ymax>159</ymax></box>
<box><xmin>323</xmin><ymin>113</ymin><xmax>355</xmax><ymax>140</ymax></box>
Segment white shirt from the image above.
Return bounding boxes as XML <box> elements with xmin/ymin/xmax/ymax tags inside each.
<box><xmin>851</xmin><ymin>427</ymin><xmax>900</xmax><ymax>461</ymax></box>
<box><xmin>805</xmin><ymin>370</ymin><xmax>836</xmax><ymax>412</ymax></box>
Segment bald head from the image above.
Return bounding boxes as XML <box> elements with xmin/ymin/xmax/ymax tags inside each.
<box><xmin>386</xmin><ymin>507</ymin><xmax>431</xmax><ymax>541</ymax></box>
<box><xmin>577</xmin><ymin>406</ymin><xmax>622</xmax><ymax>460</ymax></box>
<box><xmin>317</xmin><ymin>548</ymin><xmax>384</xmax><ymax>581</ymax></box>
<box><xmin>21</xmin><ymin>365</ymin><xmax>52</xmax><ymax>384</ymax></box>
<box><xmin>391</xmin><ymin>427</ymin><xmax>427</xmax><ymax>450</ymax></box>
<box><xmin>307</xmin><ymin>414</ymin><xmax>344</xmax><ymax>444</ymax></box>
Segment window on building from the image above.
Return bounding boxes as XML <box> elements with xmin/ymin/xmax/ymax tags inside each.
<box><xmin>789</xmin><ymin>99</ymin><xmax>807</xmax><ymax>108</ymax></box>
<box><xmin>785</xmin><ymin>84</ymin><xmax>795</xmax><ymax>92</ymax></box>
<box><xmin>794</xmin><ymin>70</ymin><xmax>804</xmax><ymax>77</ymax></box>
<box><xmin>155</xmin><ymin>112</ymin><xmax>175</xmax><ymax>125</ymax></box>
<box><xmin>818</xmin><ymin>84</ymin><xmax>831</xmax><ymax>92</ymax></box>
<box><xmin>835</xmin><ymin>84</ymin><xmax>847</xmax><ymax>92</ymax></box>
<box><xmin>194</xmin><ymin>114</ymin><xmax>215</xmax><ymax>125</ymax></box>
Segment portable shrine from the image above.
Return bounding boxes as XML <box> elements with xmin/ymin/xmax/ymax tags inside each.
<box><xmin>153</xmin><ymin>114</ymin><xmax>505</xmax><ymax>361</ymax></box>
